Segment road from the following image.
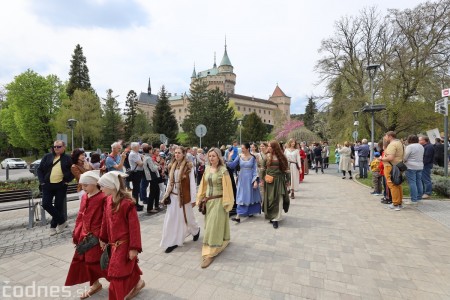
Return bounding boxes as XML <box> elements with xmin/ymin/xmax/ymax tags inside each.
<box><xmin>0</xmin><ymin>167</ymin><xmax>36</xmax><ymax>181</ymax></box>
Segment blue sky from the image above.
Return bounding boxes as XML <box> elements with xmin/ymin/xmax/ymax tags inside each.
<box><xmin>0</xmin><ymin>0</ymin><xmax>424</xmax><ymax>114</ymax></box>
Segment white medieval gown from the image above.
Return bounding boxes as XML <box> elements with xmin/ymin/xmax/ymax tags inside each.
<box><xmin>284</xmin><ymin>148</ymin><xmax>302</xmax><ymax>192</ymax></box>
<box><xmin>160</xmin><ymin>167</ymin><xmax>200</xmax><ymax>248</ymax></box>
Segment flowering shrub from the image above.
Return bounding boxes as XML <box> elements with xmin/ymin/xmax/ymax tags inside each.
<box><xmin>274</xmin><ymin>120</ymin><xmax>304</xmax><ymax>140</ymax></box>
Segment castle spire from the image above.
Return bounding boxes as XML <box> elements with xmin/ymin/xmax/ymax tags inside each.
<box><xmin>220</xmin><ymin>36</ymin><xmax>232</xmax><ymax>66</ymax></box>
<box><xmin>147</xmin><ymin>77</ymin><xmax>151</xmax><ymax>94</ymax></box>
<box><xmin>213</xmin><ymin>52</ymin><xmax>217</xmax><ymax>68</ymax></box>
<box><xmin>191</xmin><ymin>63</ymin><xmax>196</xmax><ymax>78</ymax></box>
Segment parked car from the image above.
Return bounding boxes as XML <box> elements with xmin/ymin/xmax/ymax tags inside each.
<box><xmin>29</xmin><ymin>159</ymin><xmax>41</xmax><ymax>175</ymax></box>
<box><xmin>1</xmin><ymin>158</ymin><xmax>28</xmax><ymax>169</ymax></box>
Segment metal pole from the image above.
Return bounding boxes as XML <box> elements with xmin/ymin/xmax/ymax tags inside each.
<box><xmin>444</xmin><ymin>98</ymin><xmax>448</xmax><ymax>177</ymax></box>
<box><xmin>6</xmin><ymin>164</ymin><xmax>9</xmax><ymax>181</ymax></box>
<box><xmin>239</xmin><ymin>123</ymin><xmax>242</xmax><ymax>145</ymax></box>
<box><xmin>370</xmin><ymin>79</ymin><xmax>375</xmax><ymax>162</ymax></box>
<box><xmin>200</xmin><ymin>135</ymin><xmax>202</xmax><ymax>149</ymax></box>
<box><xmin>71</xmin><ymin>128</ymin><xmax>74</xmax><ymax>151</ymax></box>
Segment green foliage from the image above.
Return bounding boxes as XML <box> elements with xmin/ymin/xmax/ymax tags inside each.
<box><xmin>303</xmin><ymin>97</ymin><xmax>318</xmax><ymax>130</ymax></box>
<box><xmin>152</xmin><ymin>85</ymin><xmax>178</xmax><ymax>142</ymax></box>
<box><xmin>124</xmin><ymin>90</ymin><xmax>138</xmax><ymax>141</ymax></box>
<box><xmin>287</xmin><ymin>126</ymin><xmax>320</xmax><ymax>144</ymax></box>
<box><xmin>133</xmin><ymin>108</ymin><xmax>152</xmax><ymax>136</ymax></box>
<box><xmin>55</xmin><ymin>89</ymin><xmax>102</xmax><ymax>150</ymax></box>
<box><xmin>177</xmin><ymin>132</ymin><xmax>189</xmax><ymax>145</ymax></box>
<box><xmin>182</xmin><ymin>81</ymin><xmax>236</xmax><ymax>147</ymax></box>
<box><xmin>432</xmin><ymin>176</ymin><xmax>450</xmax><ymax>198</ymax></box>
<box><xmin>101</xmin><ymin>89</ymin><xmax>123</xmax><ymax>148</ymax></box>
<box><xmin>1</xmin><ymin>70</ymin><xmax>64</xmax><ymax>151</ymax></box>
<box><xmin>67</xmin><ymin>44</ymin><xmax>92</xmax><ymax>98</ymax></box>
<box><xmin>241</xmin><ymin>112</ymin><xmax>267</xmax><ymax>143</ymax></box>
<box><xmin>129</xmin><ymin>133</ymin><xmax>161</xmax><ymax>146</ymax></box>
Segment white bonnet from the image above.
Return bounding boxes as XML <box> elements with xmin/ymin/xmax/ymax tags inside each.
<box><xmin>98</xmin><ymin>171</ymin><xmax>128</xmax><ymax>191</ymax></box>
<box><xmin>79</xmin><ymin>170</ymin><xmax>100</xmax><ymax>185</ymax></box>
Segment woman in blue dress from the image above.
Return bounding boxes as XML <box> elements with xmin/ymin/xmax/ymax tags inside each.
<box><xmin>227</xmin><ymin>142</ymin><xmax>262</xmax><ymax>223</ymax></box>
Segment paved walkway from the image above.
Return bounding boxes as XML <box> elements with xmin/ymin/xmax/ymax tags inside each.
<box><xmin>1</xmin><ymin>171</ymin><xmax>450</xmax><ymax>299</ymax></box>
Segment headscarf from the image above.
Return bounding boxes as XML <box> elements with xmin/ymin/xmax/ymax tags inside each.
<box><xmin>79</xmin><ymin>170</ymin><xmax>100</xmax><ymax>185</ymax></box>
<box><xmin>98</xmin><ymin>171</ymin><xmax>128</xmax><ymax>191</ymax></box>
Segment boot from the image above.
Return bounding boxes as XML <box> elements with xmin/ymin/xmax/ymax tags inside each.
<box><xmin>290</xmin><ymin>190</ymin><xmax>295</xmax><ymax>199</ymax></box>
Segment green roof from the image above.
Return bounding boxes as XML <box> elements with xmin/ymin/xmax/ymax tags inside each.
<box><xmin>220</xmin><ymin>47</ymin><xmax>232</xmax><ymax>66</ymax></box>
<box><xmin>197</xmin><ymin>67</ymin><xmax>219</xmax><ymax>78</ymax></box>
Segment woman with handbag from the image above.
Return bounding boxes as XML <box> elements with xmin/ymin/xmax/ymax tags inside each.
<box><xmin>65</xmin><ymin>171</ymin><xmax>107</xmax><ymax>299</ymax></box>
<box><xmin>227</xmin><ymin>143</ymin><xmax>262</xmax><ymax>223</ymax></box>
<box><xmin>196</xmin><ymin>148</ymin><xmax>234</xmax><ymax>268</ymax></box>
<box><xmin>98</xmin><ymin>171</ymin><xmax>145</xmax><ymax>300</ymax></box>
<box><xmin>284</xmin><ymin>138</ymin><xmax>302</xmax><ymax>198</ymax></box>
<box><xmin>262</xmin><ymin>141</ymin><xmax>290</xmax><ymax>229</ymax></box>
<box><xmin>160</xmin><ymin>146</ymin><xmax>201</xmax><ymax>253</ymax></box>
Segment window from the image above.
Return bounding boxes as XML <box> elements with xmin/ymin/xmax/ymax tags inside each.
<box><xmin>264</xmin><ymin>119</ymin><xmax>266</xmax><ymax>123</ymax></box>
<box><xmin>259</xmin><ymin>109</ymin><xmax>261</xmax><ymax>113</ymax></box>
<box><xmin>238</xmin><ymin>106</ymin><xmax>240</xmax><ymax>111</ymax></box>
<box><xmin>269</xmin><ymin>111</ymin><xmax>271</xmax><ymax>115</ymax></box>
<box><xmin>243</xmin><ymin>107</ymin><xmax>246</xmax><ymax>111</ymax></box>
<box><xmin>179</xmin><ymin>108</ymin><xmax>182</xmax><ymax>113</ymax></box>
<box><xmin>269</xmin><ymin>120</ymin><xmax>271</xmax><ymax>123</ymax></box>
<box><xmin>264</xmin><ymin>110</ymin><xmax>266</xmax><ymax>114</ymax></box>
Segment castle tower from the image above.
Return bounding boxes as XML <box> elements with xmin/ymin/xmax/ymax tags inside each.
<box><xmin>217</xmin><ymin>40</ymin><xmax>236</xmax><ymax>94</ymax></box>
<box><xmin>269</xmin><ymin>84</ymin><xmax>291</xmax><ymax>121</ymax></box>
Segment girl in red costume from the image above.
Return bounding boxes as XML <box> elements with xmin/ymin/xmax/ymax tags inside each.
<box><xmin>65</xmin><ymin>170</ymin><xmax>107</xmax><ymax>299</ymax></box>
<box><xmin>98</xmin><ymin>171</ymin><xmax>145</xmax><ymax>300</ymax></box>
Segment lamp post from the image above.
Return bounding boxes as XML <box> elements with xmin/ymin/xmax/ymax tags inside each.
<box><xmin>67</xmin><ymin>119</ymin><xmax>78</xmax><ymax>151</ymax></box>
<box><xmin>237</xmin><ymin>118</ymin><xmax>243</xmax><ymax>145</ymax></box>
<box><xmin>366</xmin><ymin>64</ymin><xmax>380</xmax><ymax>162</ymax></box>
<box><xmin>352</xmin><ymin>111</ymin><xmax>359</xmax><ymax>142</ymax></box>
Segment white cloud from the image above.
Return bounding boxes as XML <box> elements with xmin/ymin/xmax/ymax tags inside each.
<box><xmin>0</xmin><ymin>0</ymin><xmax>424</xmax><ymax>113</ymax></box>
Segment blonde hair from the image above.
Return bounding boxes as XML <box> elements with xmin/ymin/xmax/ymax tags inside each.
<box><xmin>207</xmin><ymin>147</ymin><xmax>224</xmax><ymax>167</ymax></box>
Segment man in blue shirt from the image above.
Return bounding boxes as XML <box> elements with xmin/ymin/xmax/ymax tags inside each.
<box><xmin>355</xmin><ymin>139</ymin><xmax>370</xmax><ymax>178</ymax></box>
<box><xmin>105</xmin><ymin>142</ymin><xmax>127</xmax><ymax>172</ymax></box>
<box><xmin>419</xmin><ymin>136</ymin><xmax>434</xmax><ymax>198</ymax></box>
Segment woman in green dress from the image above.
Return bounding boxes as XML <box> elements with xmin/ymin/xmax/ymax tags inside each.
<box><xmin>263</xmin><ymin>141</ymin><xmax>290</xmax><ymax>229</ymax></box>
<box><xmin>196</xmin><ymin>148</ymin><xmax>234</xmax><ymax>268</ymax></box>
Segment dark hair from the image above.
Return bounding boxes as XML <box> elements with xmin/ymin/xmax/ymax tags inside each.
<box><xmin>435</xmin><ymin>138</ymin><xmax>441</xmax><ymax>143</ymax></box>
<box><xmin>71</xmin><ymin>148</ymin><xmax>85</xmax><ymax>165</ymax></box>
<box><xmin>251</xmin><ymin>143</ymin><xmax>259</xmax><ymax>153</ymax></box>
<box><xmin>242</xmin><ymin>142</ymin><xmax>256</xmax><ymax>159</ymax></box>
<box><xmin>90</xmin><ymin>153</ymin><xmax>101</xmax><ymax>164</ymax></box>
<box><xmin>407</xmin><ymin>135</ymin><xmax>419</xmax><ymax>144</ymax></box>
<box><xmin>142</xmin><ymin>145</ymin><xmax>152</xmax><ymax>154</ymax></box>
<box><xmin>267</xmin><ymin>140</ymin><xmax>288</xmax><ymax>172</ymax></box>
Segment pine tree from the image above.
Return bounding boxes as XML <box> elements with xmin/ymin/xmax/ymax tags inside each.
<box><xmin>241</xmin><ymin>112</ymin><xmax>267</xmax><ymax>143</ymax></box>
<box><xmin>182</xmin><ymin>80</ymin><xmax>208</xmax><ymax>145</ymax></box>
<box><xmin>303</xmin><ymin>96</ymin><xmax>318</xmax><ymax>130</ymax></box>
<box><xmin>101</xmin><ymin>89</ymin><xmax>123</xmax><ymax>147</ymax></box>
<box><xmin>67</xmin><ymin>44</ymin><xmax>92</xmax><ymax>98</ymax></box>
<box><xmin>124</xmin><ymin>90</ymin><xmax>138</xmax><ymax>141</ymax></box>
<box><xmin>152</xmin><ymin>85</ymin><xmax>178</xmax><ymax>142</ymax></box>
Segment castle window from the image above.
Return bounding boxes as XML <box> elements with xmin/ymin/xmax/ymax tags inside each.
<box><xmin>179</xmin><ymin>108</ymin><xmax>181</xmax><ymax>113</ymax></box>
<box><xmin>264</xmin><ymin>119</ymin><xmax>266</xmax><ymax>123</ymax></box>
<box><xmin>268</xmin><ymin>111</ymin><xmax>271</xmax><ymax>115</ymax></box>
<box><xmin>185</xmin><ymin>108</ymin><xmax>187</xmax><ymax>112</ymax></box>
<box><xmin>269</xmin><ymin>120</ymin><xmax>271</xmax><ymax>123</ymax></box>
<box><xmin>243</xmin><ymin>107</ymin><xmax>246</xmax><ymax>111</ymax></box>
<box><xmin>254</xmin><ymin>108</ymin><xmax>256</xmax><ymax>112</ymax></box>
<box><xmin>238</xmin><ymin>106</ymin><xmax>240</xmax><ymax>111</ymax></box>
<box><xmin>259</xmin><ymin>109</ymin><xmax>261</xmax><ymax>113</ymax></box>
<box><xmin>264</xmin><ymin>110</ymin><xmax>266</xmax><ymax>114</ymax></box>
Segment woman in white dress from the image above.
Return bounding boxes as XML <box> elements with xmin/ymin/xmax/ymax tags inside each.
<box><xmin>284</xmin><ymin>138</ymin><xmax>302</xmax><ymax>199</ymax></box>
<box><xmin>160</xmin><ymin>146</ymin><xmax>200</xmax><ymax>253</ymax></box>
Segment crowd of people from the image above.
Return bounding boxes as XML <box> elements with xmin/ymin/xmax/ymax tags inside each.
<box><xmin>36</xmin><ymin>133</ymin><xmax>448</xmax><ymax>299</ymax></box>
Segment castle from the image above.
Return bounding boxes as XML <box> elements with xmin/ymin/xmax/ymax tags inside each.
<box><xmin>136</xmin><ymin>44</ymin><xmax>291</xmax><ymax>129</ymax></box>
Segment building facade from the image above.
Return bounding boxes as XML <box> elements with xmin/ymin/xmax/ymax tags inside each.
<box><xmin>137</xmin><ymin>44</ymin><xmax>291</xmax><ymax>129</ymax></box>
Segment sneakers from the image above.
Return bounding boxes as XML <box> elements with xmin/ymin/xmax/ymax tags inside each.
<box><xmin>422</xmin><ymin>194</ymin><xmax>430</xmax><ymax>199</ymax></box>
<box><xmin>49</xmin><ymin>228</ymin><xmax>57</xmax><ymax>236</ymax></box>
<box><xmin>56</xmin><ymin>221</ymin><xmax>68</xmax><ymax>233</ymax></box>
<box><xmin>403</xmin><ymin>200</ymin><xmax>412</xmax><ymax>205</ymax></box>
<box><xmin>387</xmin><ymin>204</ymin><xmax>401</xmax><ymax>211</ymax></box>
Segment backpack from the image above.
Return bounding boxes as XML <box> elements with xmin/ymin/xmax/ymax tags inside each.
<box><xmin>390</xmin><ymin>163</ymin><xmax>404</xmax><ymax>185</ymax></box>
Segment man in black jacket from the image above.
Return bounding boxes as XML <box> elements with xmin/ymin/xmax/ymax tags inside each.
<box><xmin>434</xmin><ymin>138</ymin><xmax>445</xmax><ymax>167</ymax></box>
<box><xmin>37</xmin><ymin>140</ymin><xmax>74</xmax><ymax>236</ymax></box>
<box><xmin>419</xmin><ymin>136</ymin><xmax>435</xmax><ymax>198</ymax></box>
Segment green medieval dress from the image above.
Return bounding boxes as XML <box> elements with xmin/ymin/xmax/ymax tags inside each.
<box><xmin>263</xmin><ymin>158</ymin><xmax>290</xmax><ymax>220</ymax></box>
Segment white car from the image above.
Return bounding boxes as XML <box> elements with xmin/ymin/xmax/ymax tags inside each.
<box><xmin>1</xmin><ymin>158</ymin><xmax>28</xmax><ymax>169</ymax></box>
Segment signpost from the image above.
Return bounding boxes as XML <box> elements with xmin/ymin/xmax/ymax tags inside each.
<box><xmin>195</xmin><ymin>124</ymin><xmax>207</xmax><ymax>148</ymax></box>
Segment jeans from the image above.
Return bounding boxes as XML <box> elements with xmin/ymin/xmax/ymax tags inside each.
<box><xmin>314</xmin><ymin>157</ymin><xmax>323</xmax><ymax>173</ymax></box>
<box><xmin>140</xmin><ymin>178</ymin><xmax>149</xmax><ymax>204</ymax></box>
<box><xmin>131</xmin><ymin>171</ymin><xmax>144</xmax><ymax>204</ymax></box>
<box><xmin>148</xmin><ymin>180</ymin><xmax>160</xmax><ymax>211</ymax></box>
<box><xmin>406</xmin><ymin>169</ymin><xmax>423</xmax><ymax>202</ymax></box>
<box><xmin>422</xmin><ymin>163</ymin><xmax>433</xmax><ymax>195</ymax></box>
<box><xmin>359</xmin><ymin>158</ymin><xmax>368</xmax><ymax>178</ymax></box>
<box><xmin>41</xmin><ymin>182</ymin><xmax>67</xmax><ymax>228</ymax></box>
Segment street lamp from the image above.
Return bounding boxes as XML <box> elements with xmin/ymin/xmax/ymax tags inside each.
<box><xmin>352</xmin><ymin>111</ymin><xmax>359</xmax><ymax>142</ymax></box>
<box><xmin>237</xmin><ymin>118</ymin><xmax>243</xmax><ymax>145</ymax></box>
<box><xmin>366</xmin><ymin>64</ymin><xmax>381</xmax><ymax>162</ymax></box>
<box><xmin>67</xmin><ymin>118</ymin><xmax>78</xmax><ymax>151</ymax></box>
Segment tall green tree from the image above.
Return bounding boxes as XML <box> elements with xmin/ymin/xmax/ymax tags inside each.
<box><xmin>67</xmin><ymin>44</ymin><xmax>92</xmax><ymax>98</ymax></box>
<box><xmin>182</xmin><ymin>81</ymin><xmax>235</xmax><ymax>147</ymax></box>
<box><xmin>133</xmin><ymin>108</ymin><xmax>152</xmax><ymax>136</ymax></box>
<box><xmin>55</xmin><ymin>89</ymin><xmax>102</xmax><ymax>149</ymax></box>
<box><xmin>241</xmin><ymin>112</ymin><xmax>267</xmax><ymax>143</ymax></box>
<box><xmin>303</xmin><ymin>97</ymin><xmax>318</xmax><ymax>130</ymax></box>
<box><xmin>101</xmin><ymin>89</ymin><xmax>123</xmax><ymax>148</ymax></box>
<box><xmin>152</xmin><ymin>85</ymin><xmax>178</xmax><ymax>142</ymax></box>
<box><xmin>124</xmin><ymin>90</ymin><xmax>138</xmax><ymax>141</ymax></box>
<box><xmin>0</xmin><ymin>70</ymin><xmax>64</xmax><ymax>151</ymax></box>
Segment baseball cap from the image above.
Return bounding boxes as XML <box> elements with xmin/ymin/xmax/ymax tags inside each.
<box><xmin>374</xmin><ymin>152</ymin><xmax>380</xmax><ymax>157</ymax></box>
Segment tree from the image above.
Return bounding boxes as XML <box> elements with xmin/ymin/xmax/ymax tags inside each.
<box><xmin>182</xmin><ymin>81</ymin><xmax>236</xmax><ymax>147</ymax></box>
<box><xmin>124</xmin><ymin>90</ymin><xmax>138</xmax><ymax>141</ymax></box>
<box><xmin>55</xmin><ymin>89</ymin><xmax>102</xmax><ymax>149</ymax></box>
<box><xmin>241</xmin><ymin>112</ymin><xmax>267</xmax><ymax>143</ymax></box>
<box><xmin>101</xmin><ymin>89</ymin><xmax>123</xmax><ymax>148</ymax></box>
<box><xmin>303</xmin><ymin>97</ymin><xmax>318</xmax><ymax>130</ymax></box>
<box><xmin>315</xmin><ymin>3</ymin><xmax>448</xmax><ymax>139</ymax></box>
<box><xmin>0</xmin><ymin>70</ymin><xmax>64</xmax><ymax>151</ymax></box>
<box><xmin>133</xmin><ymin>108</ymin><xmax>152</xmax><ymax>136</ymax></box>
<box><xmin>67</xmin><ymin>44</ymin><xmax>92</xmax><ymax>98</ymax></box>
<box><xmin>152</xmin><ymin>85</ymin><xmax>178</xmax><ymax>142</ymax></box>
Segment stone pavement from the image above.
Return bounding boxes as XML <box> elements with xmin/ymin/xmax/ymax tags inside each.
<box><xmin>2</xmin><ymin>171</ymin><xmax>450</xmax><ymax>299</ymax></box>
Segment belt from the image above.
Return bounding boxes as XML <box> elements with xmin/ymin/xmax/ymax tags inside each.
<box><xmin>109</xmin><ymin>239</ymin><xmax>128</xmax><ymax>248</ymax></box>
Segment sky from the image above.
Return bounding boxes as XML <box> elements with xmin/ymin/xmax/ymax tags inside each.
<box><xmin>0</xmin><ymin>0</ymin><xmax>425</xmax><ymax>114</ymax></box>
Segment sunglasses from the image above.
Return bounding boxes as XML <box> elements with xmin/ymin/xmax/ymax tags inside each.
<box><xmin>53</xmin><ymin>145</ymin><xmax>63</xmax><ymax>149</ymax></box>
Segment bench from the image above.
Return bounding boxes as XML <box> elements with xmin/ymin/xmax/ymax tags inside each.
<box><xmin>0</xmin><ymin>189</ymin><xmax>39</xmax><ymax>229</ymax></box>
<box><xmin>39</xmin><ymin>183</ymin><xmax>79</xmax><ymax>226</ymax></box>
